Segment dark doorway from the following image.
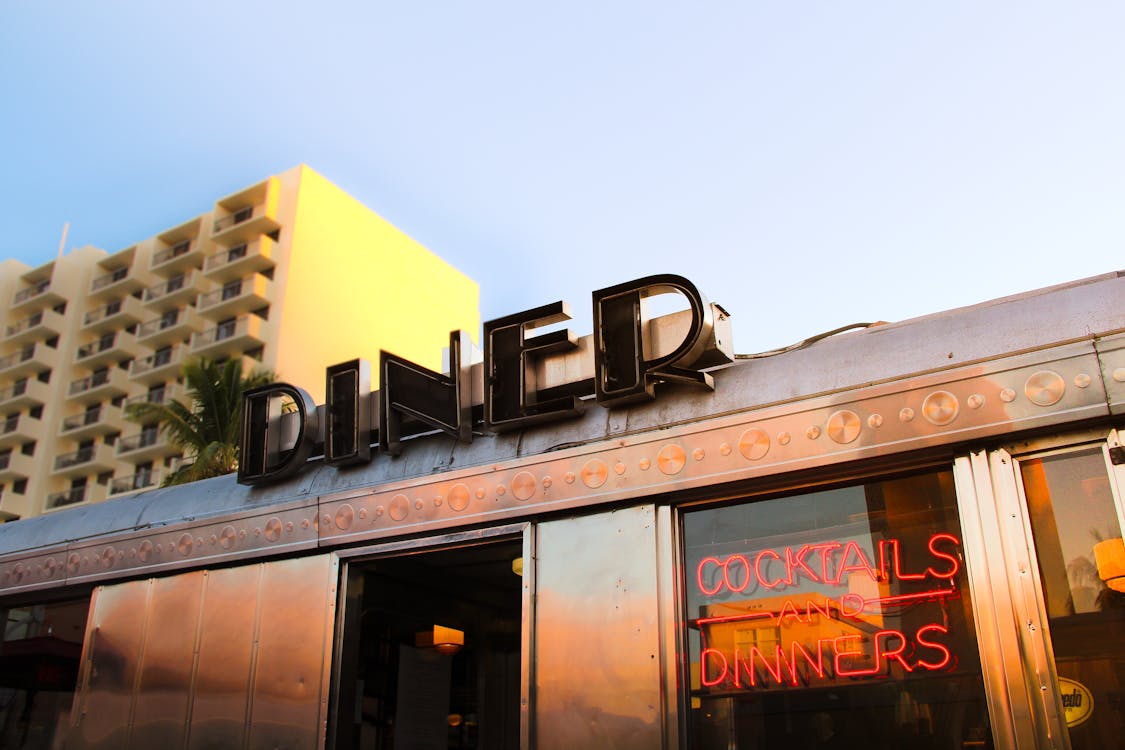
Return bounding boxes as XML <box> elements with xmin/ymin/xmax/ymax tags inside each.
<box><xmin>333</xmin><ymin>539</ymin><xmax>524</xmax><ymax>750</ymax></box>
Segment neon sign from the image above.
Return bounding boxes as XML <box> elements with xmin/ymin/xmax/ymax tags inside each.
<box><xmin>694</xmin><ymin>533</ymin><xmax>964</xmax><ymax>691</ymax></box>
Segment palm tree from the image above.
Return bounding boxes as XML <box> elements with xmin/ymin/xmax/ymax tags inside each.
<box><xmin>125</xmin><ymin>357</ymin><xmax>275</xmax><ymax>486</ymax></box>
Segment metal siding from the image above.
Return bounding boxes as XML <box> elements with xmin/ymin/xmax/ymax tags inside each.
<box><xmin>534</xmin><ymin>505</ymin><xmax>663</xmax><ymax>749</ymax></box>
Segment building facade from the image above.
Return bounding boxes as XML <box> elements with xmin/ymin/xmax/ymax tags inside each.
<box><xmin>0</xmin><ymin>270</ymin><xmax>1123</xmax><ymax>749</ymax></box>
<box><xmin>0</xmin><ymin>166</ymin><xmax>479</xmax><ymax>521</ymax></box>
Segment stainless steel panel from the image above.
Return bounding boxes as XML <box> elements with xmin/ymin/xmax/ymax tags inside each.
<box><xmin>1096</xmin><ymin>332</ymin><xmax>1125</xmax><ymax>415</ymax></box>
<box><xmin>189</xmin><ymin>565</ymin><xmax>260</xmax><ymax>750</ymax></box>
<box><xmin>70</xmin><ymin>579</ymin><xmax>151</xmax><ymax>749</ymax></box>
<box><xmin>132</xmin><ymin>571</ymin><xmax>204</xmax><ymax>747</ymax></box>
<box><xmin>247</xmin><ymin>554</ymin><xmax>336</xmax><ymax>750</ymax></box>
<box><xmin>954</xmin><ymin>452</ymin><xmax>1043</xmax><ymax>749</ymax></box>
<box><xmin>534</xmin><ymin>505</ymin><xmax>662</xmax><ymax>750</ymax></box>
<box><xmin>654</xmin><ymin>505</ymin><xmax>681</xmax><ymax>750</ymax></box>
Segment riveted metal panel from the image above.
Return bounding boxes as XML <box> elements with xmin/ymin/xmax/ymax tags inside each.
<box><xmin>131</xmin><ymin>571</ymin><xmax>205</xmax><ymax>747</ymax></box>
<box><xmin>247</xmin><ymin>554</ymin><xmax>337</xmax><ymax>750</ymax></box>
<box><xmin>534</xmin><ymin>505</ymin><xmax>662</xmax><ymax>750</ymax></box>
<box><xmin>188</xmin><ymin>565</ymin><xmax>261</xmax><ymax>750</ymax></box>
<box><xmin>1096</xmin><ymin>332</ymin><xmax>1125</xmax><ymax>415</ymax></box>
<box><xmin>69</xmin><ymin>579</ymin><xmax>151</xmax><ymax>749</ymax></box>
<box><xmin>0</xmin><ymin>543</ymin><xmax>67</xmax><ymax>595</ymax></box>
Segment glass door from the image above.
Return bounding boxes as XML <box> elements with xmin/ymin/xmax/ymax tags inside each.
<box><xmin>1011</xmin><ymin>436</ymin><xmax>1125</xmax><ymax>749</ymax></box>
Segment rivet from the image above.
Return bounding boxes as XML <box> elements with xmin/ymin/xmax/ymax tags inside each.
<box><xmin>806</xmin><ymin>426</ymin><xmax>821</xmax><ymax>440</ymax></box>
<box><xmin>899</xmin><ymin>408</ymin><xmax>915</xmax><ymax>422</ymax></box>
<box><xmin>414</xmin><ymin>499</ymin><xmax>424</xmax><ymax>509</ymax></box>
<box><xmin>301</xmin><ymin>519</ymin><xmax>310</xmax><ymax>529</ymax></box>
<box><xmin>582</xmin><ymin>459</ymin><xmax>610</xmax><ymax>487</ymax></box>
<box><xmin>692</xmin><ymin>449</ymin><xmax>705</xmax><ymax>462</ymax></box>
<box><xmin>220</xmin><ymin>526</ymin><xmax>237</xmax><ymax>550</ymax></box>
<box><xmin>177</xmin><ymin>534</ymin><xmax>194</xmax><ymax>556</ymax></box>
<box><xmin>826</xmin><ymin>410</ymin><xmax>861</xmax><ymax>444</ymax></box>
<box><xmin>1024</xmin><ymin>370</ymin><xmax>1065</xmax><ymax>407</ymax></box>
<box><xmin>638</xmin><ymin>458</ymin><xmax>651</xmax><ymax>471</ymax></box>
<box><xmin>209</xmin><ymin>535</ymin><xmax>218</xmax><ymax>545</ymax></box>
<box><xmin>967</xmin><ymin>394</ymin><xmax>984</xmax><ymax>410</ymax></box>
<box><xmin>565</xmin><ymin>472</ymin><xmax>576</xmax><ymax>483</ymax></box>
<box><xmin>287</xmin><ymin>520</ymin><xmax>295</xmax><ymax>531</ymax></box>
<box><xmin>356</xmin><ymin>509</ymin><xmax>366</xmax><ymax>521</ymax></box>
<box><xmin>719</xmin><ymin>442</ymin><xmax>732</xmax><ymax>456</ymax></box>
<box><xmin>375</xmin><ymin>505</ymin><xmax>385</xmax><ymax>517</ymax></box>
<box><xmin>495</xmin><ymin>485</ymin><xmax>506</xmax><ymax>497</ymax></box>
<box><xmin>433</xmin><ymin>496</ymin><xmax>443</xmax><ymax>507</ymax></box>
<box><xmin>129</xmin><ymin>548</ymin><xmax>137</xmax><ymax>558</ymax></box>
<box><xmin>922</xmin><ymin>391</ymin><xmax>959</xmax><ymax>425</ymax></box>
<box><xmin>778</xmin><ymin>432</ymin><xmax>791</xmax><ymax>446</ymax></box>
<box><xmin>999</xmin><ymin>388</ymin><xmax>1016</xmax><ymax>403</ymax></box>
<box><xmin>476</xmin><ymin>488</ymin><xmax>487</xmax><ymax>499</ymax></box>
<box><xmin>656</xmin><ymin>445</ymin><xmax>686</xmax><ymax>475</ymax></box>
<box><xmin>254</xmin><ymin>528</ymin><xmax>262</xmax><ymax>536</ymax></box>
<box><xmin>265</xmin><ymin>517</ymin><xmax>284</xmax><ymax>540</ymax></box>
<box><xmin>1074</xmin><ymin>373</ymin><xmax>1091</xmax><ymax>388</ymax></box>
<box><xmin>614</xmin><ymin>461</ymin><xmax>627</xmax><ymax>475</ymax></box>
<box><xmin>868</xmin><ymin>414</ymin><xmax>883</xmax><ymax>429</ymax></box>
<box><xmin>1113</xmin><ymin>367</ymin><xmax>1125</xmax><ymax>383</ymax></box>
<box><xmin>512</xmin><ymin>471</ymin><xmax>537</xmax><ymax>501</ymax></box>
<box><xmin>389</xmin><ymin>495</ymin><xmax>410</xmax><ymax>521</ymax></box>
<box><xmin>333</xmin><ymin>506</ymin><xmax>354</xmax><ymax>531</ymax></box>
<box><xmin>449</xmin><ymin>484</ymin><xmax>471</xmax><ymax>511</ymax></box>
<box><xmin>322</xmin><ymin>514</ymin><xmax>332</xmax><ymax>526</ymax></box>
<box><xmin>542</xmin><ymin>476</ymin><xmax>553</xmax><ymax>488</ymax></box>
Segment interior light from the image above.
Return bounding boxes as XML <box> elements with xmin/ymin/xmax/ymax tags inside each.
<box><xmin>415</xmin><ymin>624</ymin><xmax>464</xmax><ymax>655</ymax></box>
<box><xmin>512</xmin><ymin>557</ymin><xmax>524</xmax><ymax>577</ymax></box>
<box><xmin>1093</xmin><ymin>538</ymin><xmax>1125</xmax><ymax>593</ymax></box>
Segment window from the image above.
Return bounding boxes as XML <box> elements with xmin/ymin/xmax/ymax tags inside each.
<box><xmin>683</xmin><ymin>470</ymin><xmax>993</xmax><ymax>749</ymax></box>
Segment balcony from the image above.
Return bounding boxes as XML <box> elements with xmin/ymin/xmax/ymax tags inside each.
<box><xmin>4</xmin><ymin>308</ymin><xmax>64</xmax><ymax>345</ymax></box>
<box><xmin>116</xmin><ymin>429</ymin><xmax>176</xmax><ymax>462</ymax></box>
<box><xmin>82</xmin><ymin>296</ymin><xmax>144</xmax><ymax>333</ymax></box>
<box><xmin>68</xmin><ymin>367</ymin><xmax>130</xmax><ymax>403</ymax></box>
<box><xmin>45</xmin><ymin>486</ymin><xmax>90</xmax><ymax>510</ymax></box>
<box><xmin>0</xmin><ymin>450</ymin><xmax>36</xmax><ymax>483</ymax></box>
<box><xmin>0</xmin><ymin>343</ymin><xmax>50</xmax><ymax>379</ymax></box>
<box><xmin>211</xmin><ymin>177</ymin><xmax>281</xmax><ymax>244</ymax></box>
<box><xmin>59</xmin><ymin>404</ymin><xmax>122</xmax><ymax>441</ymax></box>
<box><xmin>151</xmin><ymin>221</ymin><xmax>204</xmax><ymax>274</ymax></box>
<box><xmin>109</xmin><ymin>470</ymin><xmax>162</xmax><ymax>496</ymax></box>
<box><xmin>0</xmin><ymin>414</ymin><xmax>37</xmax><ymax>449</ymax></box>
<box><xmin>136</xmin><ymin>307</ymin><xmax>203</xmax><ymax>348</ymax></box>
<box><xmin>143</xmin><ymin>270</ymin><xmax>209</xmax><ymax>311</ymax></box>
<box><xmin>90</xmin><ymin>264</ymin><xmax>145</xmax><ymax>300</ymax></box>
<box><xmin>124</xmin><ymin>382</ymin><xmax>185</xmax><ymax>410</ymax></box>
<box><xmin>196</xmin><ymin>274</ymin><xmax>272</xmax><ymax>320</ymax></box>
<box><xmin>75</xmin><ymin>330</ymin><xmax>142</xmax><ymax>369</ymax></box>
<box><xmin>203</xmin><ymin>235</ymin><xmax>276</xmax><ymax>282</ymax></box>
<box><xmin>129</xmin><ymin>345</ymin><xmax>184</xmax><ymax>385</ymax></box>
<box><xmin>52</xmin><ymin>442</ymin><xmax>116</xmax><ymax>478</ymax></box>
<box><xmin>190</xmin><ymin>315</ymin><xmax>266</xmax><ymax>360</ymax></box>
<box><xmin>0</xmin><ymin>378</ymin><xmax>50</xmax><ymax>411</ymax></box>
<box><xmin>12</xmin><ymin>279</ymin><xmax>64</xmax><ymax>312</ymax></box>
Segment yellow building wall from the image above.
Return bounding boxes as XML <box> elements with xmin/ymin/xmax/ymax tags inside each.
<box><xmin>274</xmin><ymin>165</ymin><xmax>479</xmax><ymax>402</ymax></box>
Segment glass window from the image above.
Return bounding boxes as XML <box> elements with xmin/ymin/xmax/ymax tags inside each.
<box><xmin>683</xmin><ymin>470</ymin><xmax>993</xmax><ymax>749</ymax></box>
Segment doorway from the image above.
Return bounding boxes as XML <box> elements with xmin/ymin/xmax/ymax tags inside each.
<box><xmin>332</xmin><ymin>537</ymin><xmax>525</xmax><ymax>750</ymax></box>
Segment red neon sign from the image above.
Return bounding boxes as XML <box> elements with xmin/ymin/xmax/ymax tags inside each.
<box><xmin>696</xmin><ymin>533</ymin><xmax>961</xmax><ymax>596</ymax></box>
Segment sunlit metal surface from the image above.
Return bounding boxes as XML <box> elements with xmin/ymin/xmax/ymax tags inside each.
<box><xmin>66</xmin><ymin>555</ymin><xmax>336</xmax><ymax>749</ymax></box>
<box><xmin>535</xmin><ymin>505</ymin><xmax>662</xmax><ymax>749</ymax></box>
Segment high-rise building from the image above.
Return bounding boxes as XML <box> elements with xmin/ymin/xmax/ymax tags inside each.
<box><xmin>0</xmin><ymin>165</ymin><xmax>479</xmax><ymax>521</ymax></box>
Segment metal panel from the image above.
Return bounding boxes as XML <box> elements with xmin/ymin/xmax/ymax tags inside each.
<box><xmin>534</xmin><ymin>505</ymin><xmax>662</xmax><ymax>750</ymax></box>
<box><xmin>654</xmin><ymin>504</ymin><xmax>682</xmax><ymax>750</ymax></box>
<box><xmin>247</xmin><ymin>554</ymin><xmax>337</xmax><ymax>750</ymax></box>
<box><xmin>188</xmin><ymin>565</ymin><xmax>261</xmax><ymax>750</ymax></box>
<box><xmin>132</xmin><ymin>571</ymin><xmax>205</xmax><ymax>747</ymax></box>
<box><xmin>70</xmin><ymin>579</ymin><xmax>152</xmax><ymax>749</ymax></box>
<box><xmin>954</xmin><ymin>453</ymin><xmax>1040</xmax><ymax>749</ymax></box>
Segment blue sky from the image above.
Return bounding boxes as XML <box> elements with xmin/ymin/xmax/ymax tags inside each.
<box><xmin>2</xmin><ymin>2</ymin><xmax>1122</xmax><ymax>353</ymax></box>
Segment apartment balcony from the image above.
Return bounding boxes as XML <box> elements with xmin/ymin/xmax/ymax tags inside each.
<box><xmin>11</xmin><ymin>279</ymin><xmax>65</xmax><ymax>313</ymax></box>
<box><xmin>0</xmin><ymin>343</ymin><xmax>51</xmax><ymax>379</ymax></box>
<box><xmin>45</xmin><ymin>485</ymin><xmax>94</xmax><ymax>511</ymax></box>
<box><xmin>0</xmin><ymin>450</ymin><xmax>35</xmax><ymax>483</ymax></box>
<box><xmin>129</xmin><ymin>345</ymin><xmax>185</xmax><ymax>386</ymax></box>
<box><xmin>196</xmin><ymin>274</ymin><xmax>272</xmax><ymax>320</ymax></box>
<box><xmin>136</xmin><ymin>307</ymin><xmax>203</xmax><ymax>347</ymax></box>
<box><xmin>143</xmin><ymin>271</ymin><xmax>210</xmax><ymax>311</ymax></box>
<box><xmin>124</xmin><ymin>382</ymin><xmax>185</xmax><ymax>410</ymax></box>
<box><xmin>116</xmin><ymin>430</ymin><xmax>177</xmax><ymax>463</ymax></box>
<box><xmin>109</xmin><ymin>470</ymin><xmax>162</xmax><ymax>496</ymax></box>
<box><xmin>0</xmin><ymin>378</ymin><xmax>50</xmax><ymax>411</ymax></box>
<box><xmin>203</xmin><ymin>235</ymin><xmax>276</xmax><ymax>282</ymax></box>
<box><xmin>52</xmin><ymin>442</ymin><xmax>116</xmax><ymax>478</ymax></box>
<box><xmin>4</xmin><ymin>308</ymin><xmax>64</xmax><ymax>345</ymax></box>
<box><xmin>0</xmin><ymin>414</ymin><xmax>38</xmax><ymax>449</ymax></box>
<box><xmin>151</xmin><ymin>236</ymin><xmax>204</xmax><ymax>276</ymax></box>
<box><xmin>59</xmin><ymin>404</ymin><xmax>123</xmax><ymax>441</ymax></box>
<box><xmin>89</xmin><ymin>263</ymin><xmax>145</xmax><ymax>300</ymax></box>
<box><xmin>74</xmin><ymin>330</ymin><xmax>142</xmax><ymax>369</ymax></box>
<box><xmin>68</xmin><ymin>367</ymin><xmax>130</xmax><ymax>404</ymax></box>
<box><xmin>211</xmin><ymin>177</ymin><xmax>281</xmax><ymax>245</ymax></box>
<box><xmin>190</xmin><ymin>315</ymin><xmax>265</xmax><ymax>360</ymax></box>
<box><xmin>82</xmin><ymin>296</ymin><xmax>144</xmax><ymax>334</ymax></box>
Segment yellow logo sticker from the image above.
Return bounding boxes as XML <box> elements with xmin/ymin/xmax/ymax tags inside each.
<box><xmin>1058</xmin><ymin>677</ymin><xmax>1093</xmax><ymax>727</ymax></box>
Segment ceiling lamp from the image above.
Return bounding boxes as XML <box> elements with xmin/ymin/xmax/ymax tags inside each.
<box><xmin>1093</xmin><ymin>537</ymin><xmax>1125</xmax><ymax>593</ymax></box>
<box><xmin>416</xmin><ymin>625</ymin><xmax>464</xmax><ymax>655</ymax></box>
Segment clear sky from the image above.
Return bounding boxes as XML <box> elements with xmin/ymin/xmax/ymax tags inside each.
<box><xmin>2</xmin><ymin>2</ymin><xmax>1122</xmax><ymax>354</ymax></box>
